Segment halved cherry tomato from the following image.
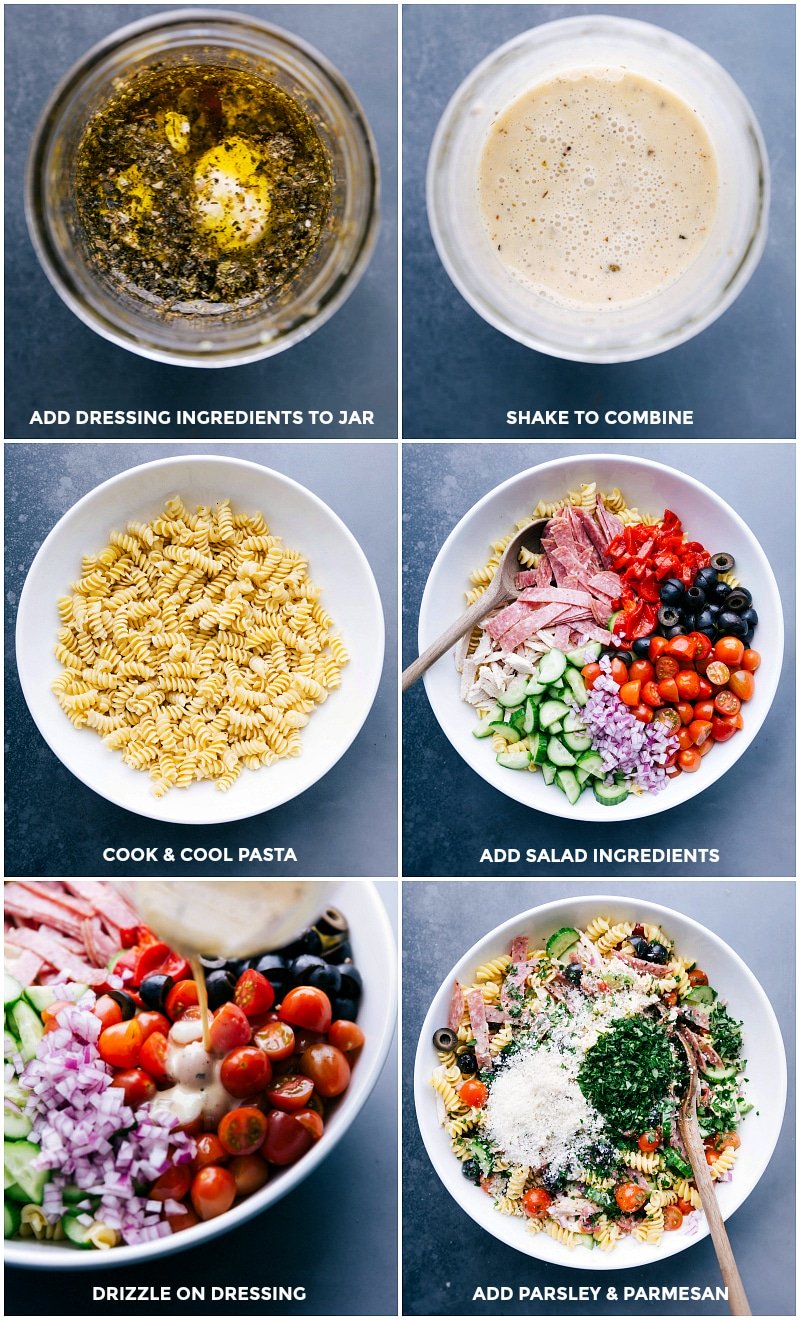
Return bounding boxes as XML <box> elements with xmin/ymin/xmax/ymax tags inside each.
<box><xmin>678</xmin><ymin>748</ymin><xmax>702</xmax><ymax>772</ymax></box>
<box><xmin>693</xmin><ymin>700</ymin><xmax>716</xmax><ymax>722</ymax></box>
<box><xmin>657</xmin><ymin>678</ymin><xmax>679</xmax><ymax>703</ymax></box>
<box><xmin>664</xmin><ymin>1205</ymin><xmax>684</xmax><ymax>1231</ymax></box>
<box><xmin>266</xmin><ymin>1075</ymin><xmax>315</xmax><ymax>1112</ymax></box>
<box><xmin>609</xmin><ymin>657</ymin><xmax>629</xmax><ymax>686</ymax></box>
<box><xmin>677</xmin><ymin>728</ymin><xmax>694</xmax><ymax>752</ymax></box>
<box><xmin>220</xmin><ymin>1045</ymin><xmax>272</xmax><ymax>1098</ymax></box>
<box><xmin>631</xmin><ymin>703</ymin><xmax>653</xmax><ymax>723</ymax></box>
<box><xmin>228</xmin><ymin>1153</ymin><xmax>270</xmax><ymax>1196</ymax></box>
<box><xmin>742</xmin><ymin>648</ymin><xmax>761</xmax><ymax>673</ymax></box>
<box><xmin>714</xmin><ymin>637</ymin><xmax>745</xmax><ymax>666</ymax></box>
<box><xmin>649</xmin><ymin>636</ymin><xmax>670</xmax><ymax>661</ymax></box>
<box><xmin>581</xmin><ymin>662</ymin><xmax>603</xmax><ymax>690</ymax></box>
<box><xmin>705</xmin><ymin>660</ymin><xmax>731</xmax><ymax>687</ymax></box>
<box><xmin>328</xmin><ymin>1021</ymin><xmax>366</xmax><ymax>1054</ymax></box>
<box><xmin>209</xmin><ymin>1001</ymin><xmax>252</xmax><ymax>1053</ymax></box>
<box><xmin>629</xmin><ymin>659</ymin><xmax>655</xmax><ymax>683</ymax></box>
<box><xmin>696</xmin><ymin>677</ymin><xmax>713</xmax><ymax>699</ymax></box>
<box><xmin>234</xmin><ymin>969</ymin><xmax>275</xmax><ymax>1017</ymax></box>
<box><xmin>676</xmin><ymin>702</ymin><xmax>694</xmax><ymax>726</ymax></box>
<box><xmin>655</xmin><ymin>655</ymin><xmax>679</xmax><ymax>681</ymax></box>
<box><xmin>688</xmin><ymin>969</ymin><xmax>708</xmax><ymax>986</ymax></box>
<box><xmin>218</xmin><ymin>1107</ymin><xmax>268</xmax><ymax>1156</ymax></box>
<box><xmin>688</xmin><ymin>719</ymin><xmax>713</xmax><ymax>747</ymax></box>
<box><xmin>137</xmin><ymin>1010</ymin><xmax>171</xmax><ymax>1041</ymax></box>
<box><xmin>522</xmin><ymin>1188</ymin><xmax>552</xmax><ymax>1219</ymax></box>
<box><xmin>294</xmin><ymin>1108</ymin><xmax>324</xmax><ymax>1140</ymax></box>
<box><xmin>191</xmin><ymin>1166</ymin><xmax>236</xmax><ymax>1220</ymax></box>
<box><xmin>300</xmin><ymin>1043</ymin><xmax>351</xmax><ymax>1098</ymax></box>
<box><xmin>667</xmin><ymin>636</ymin><xmax>696</xmax><ymax>662</ymax></box>
<box><xmin>149</xmin><ymin>1166</ymin><xmax>192</xmax><ymax>1202</ymax></box>
<box><xmin>638</xmin><ymin>1128</ymin><xmax>661</xmax><ymax>1152</ymax></box>
<box><xmin>615</xmin><ymin>1183</ymin><xmax>648</xmax><ymax>1212</ymax></box>
<box><xmin>133</xmin><ymin>942</ymin><xmax>190</xmax><ymax>987</ymax></box>
<box><xmin>688</xmin><ymin>632</ymin><xmax>713</xmax><ymax>660</ymax></box>
<box><xmin>675</xmin><ymin>1198</ymin><xmax>695</xmax><ymax>1215</ymax></box>
<box><xmin>641</xmin><ymin>681</ymin><xmax>663</xmax><ymax>707</ymax></box>
<box><xmin>666</xmin><ymin>762</ymin><xmax>683</xmax><ymax>778</ymax></box>
<box><xmin>619</xmin><ymin>680</ymin><xmax>641</xmax><ymax>707</ymax></box>
<box><xmin>292</xmin><ymin>1027</ymin><xmax>327</xmax><ymax>1053</ymax></box>
<box><xmin>254</xmin><ymin>1020</ymin><xmax>296</xmax><ymax>1061</ymax></box>
<box><xmin>705</xmin><ymin>1148</ymin><xmax>719</xmax><ymax>1165</ymax></box>
<box><xmin>193</xmin><ymin>1134</ymin><xmax>229</xmax><ymax>1169</ymax></box>
<box><xmin>459</xmin><ymin>1078</ymin><xmax>489</xmax><ymax>1109</ymax></box>
<box><xmin>98</xmin><ymin>1018</ymin><xmax>143</xmax><ymax>1068</ymax></box>
<box><xmin>728</xmin><ymin>669</ymin><xmax>755</xmax><ymax>702</ymax></box>
<box><xmin>261</xmin><ymin>1109</ymin><xmax>316</xmax><ymax>1166</ymax></box>
<box><xmin>110</xmin><ymin>1067</ymin><xmax>156</xmax><ymax>1107</ymax></box>
<box><xmin>165</xmin><ymin>980</ymin><xmax>199</xmax><ymax>1020</ymax></box>
<box><xmin>711</xmin><ymin>716</ymin><xmax>738</xmax><ymax>742</ymax></box>
<box><xmin>139</xmin><ymin>1031</ymin><xmax>170</xmax><ymax>1083</ymax></box>
<box><xmin>698</xmin><ymin>736</ymin><xmax>714</xmax><ymax>757</ymax></box>
<box><xmin>675</xmin><ymin>670</ymin><xmax>701</xmax><ymax>701</ymax></box>
<box><xmin>93</xmin><ymin>995</ymin><xmax>124</xmax><ymax>1031</ymax></box>
<box><xmin>714</xmin><ymin>690</ymin><xmax>741</xmax><ymax>717</ymax></box>
<box><xmin>279</xmin><ymin>986</ymin><xmax>332</xmax><ymax>1034</ymax></box>
<box><xmin>653</xmin><ymin>707</ymin><xmax>680</xmax><ymax>734</ymax></box>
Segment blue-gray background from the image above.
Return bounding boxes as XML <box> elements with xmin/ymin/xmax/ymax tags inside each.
<box><xmin>402</xmin><ymin>880</ymin><xmax>795</xmax><ymax>1316</ymax></box>
<box><xmin>4</xmin><ymin>881</ymin><xmax>397</xmax><ymax>1317</ymax></box>
<box><xmin>402</xmin><ymin>442</ymin><xmax>795</xmax><ymax>877</ymax></box>
<box><xmin>5</xmin><ymin>4</ymin><xmax>398</xmax><ymax>439</ymax></box>
<box><xmin>5</xmin><ymin>443</ymin><xmax>397</xmax><ymax>877</ymax></box>
<box><xmin>402</xmin><ymin>4</ymin><xmax>796</xmax><ymax>439</ymax></box>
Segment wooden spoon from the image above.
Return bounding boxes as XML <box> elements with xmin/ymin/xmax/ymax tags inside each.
<box><xmin>676</xmin><ymin>1028</ymin><xmax>751</xmax><ymax>1316</ymax></box>
<box><xmin>402</xmin><ymin>519</ymin><xmax>548</xmax><ymax>692</ymax></box>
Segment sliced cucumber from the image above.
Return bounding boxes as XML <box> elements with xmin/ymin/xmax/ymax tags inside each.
<box><xmin>509</xmin><ymin>707</ymin><xmax>528</xmax><ymax>733</ymax></box>
<box><xmin>10</xmin><ymin>1001</ymin><xmax>44</xmax><ymax>1062</ymax></box>
<box><xmin>577</xmin><ymin>750</ymin><xmax>606</xmax><ymax>780</ymax></box>
<box><xmin>546</xmin><ymin>926</ymin><xmax>580</xmax><ymax>958</ymax></box>
<box><xmin>3</xmin><ymin>975</ymin><xmax>22</xmax><ymax>1010</ymax></box>
<box><xmin>4</xmin><ymin>1200</ymin><xmax>22</xmax><ymax>1239</ymax></box>
<box><xmin>563</xmin><ymin>729</ymin><xmax>592</xmax><ymax>753</ymax></box>
<box><xmin>566</xmin><ymin>642</ymin><xmax>601</xmax><ymax>666</ymax></box>
<box><xmin>4</xmin><ymin>1105</ymin><xmax>32</xmax><ymax>1141</ymax></box>
<box><xmin>563</xmin><ymin>710</ymin><xmax>586</xmax><ymax>733</ymax></box>
<box><xmin>522</xmin><ymin>698</ymin><xmax>537</xmax><ymax>736</ymax></box>
<box><xmin>62</xmin><ymin>1212</ymin><xmax>95</xmax><ymax>1248</ymax></box>
<box><xmin>23</xmin><ymin>985</ymin><xmax>58</xmax><ymax>1013</ymax></box>
<box><xmin>472</xmin><ymin>714</ymin><xmax>497</xmax><ymax>739</ymax></box>
<box><xmin>547</xmin><ymin>736</ymin><xmax>577</xmax><ymax>768</ymax></box>
<box><xmin>700</xmin><ymin>1063</ymin><xmax>739</xmax><ymax>1082</ymax></box>
<box><xmin>564</xmin><ymin>667</ymin><xmax>589</xmax><ymax>707</ymax></box>
<box><xmin>488</xmin><ymin>720</ymin><xmax>522</xmax><ymax>744</ymax></box>
<box><xmin>524</xmin><ymin>678</ymin><xmax>546</xmax><ymax>697</ymax></box>
<box><xmin>538</xmin><ymin>699</ymin><xmax>570</xmax><ymax>729</ymax></box>
<box><xmin>607</xmin><ymin>610</ymin><xmax>622</xmax><ymax>631</ymax></box>
<box><xmin>555</xmin><ymin>769</ymin><xmax>582</xmax><ymax>804</ymax></box>
<box><xmin>3</xmin><ymin>1140</ymin><xmax>50</xmax><ymax>1205</ymax></box>
<box><xmin>685</xmin><ymin>985</ymin><xmax>716</xmax><ymax>1005</ymax></box>
<box><xmin>497</xmin><ymin>678</ymin><xmax>530</xmax><ymax>708</ymax></box>
<box><xmin>541</xmin><ymin>762</ymin><xmax>557</xmax><ymax>785</ymax></box>
<box><xmin>550</xmin><ymin>719</ymin><xmax>563</xmax><ymax>733</ymax></box>
<box><xmin>528</xmin><ymin>733</ymin><xmax>549</xmax><ymax>765</ymax></box>
<box><xmin>496</xmin><ymin>749</ymin><xmax>532</xmax><ymax>771</ymax></box>
<box><xmin>4</xmin><ymin>1181</ymin><xmax>28</xmax><ymax>1203</ymax></box>
<box><xmin>538</xmin><ymin>649</ymin><xmax>568</xmax><ymax>684</ymax></box>
<box><xmin>576</xmin><ymin>768</ymin><xmax>591</xmax><ymax>785</ymax></box>
<box><xmin>593</xmin><ymin>779</ymin><xmax>630</xmax><ymax>806</ymax></box>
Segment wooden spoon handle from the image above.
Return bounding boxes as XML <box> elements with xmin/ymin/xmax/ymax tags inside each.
<box><xmin>679</xmin><ymin>1119</ymin><xmax>751</xmax><ymax>1315</ymax></box>
<box><xmin>401</xmin><ymin>590</ymin><xmax>502</xmax><ymax>692</ymax></box>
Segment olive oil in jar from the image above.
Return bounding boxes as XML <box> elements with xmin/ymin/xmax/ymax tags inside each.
<box><xmin>74</xmin><ymin>64</ymin><xmax>333</xmax><ymax>310</ymax></box>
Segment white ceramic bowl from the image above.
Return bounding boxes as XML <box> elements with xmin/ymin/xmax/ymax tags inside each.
<box><xmin>5</xmin><ymin>878</ymin><xmax>396</xmax><ymax>1269</ymax></box>
<box><xmin>418</xmin><ymin>453</ymin><xmax>782</xmax><ymax>821</ymax></box>
<box><xmin>16</xmin><ymin>455</ymin><xmax>385</xmax><ymax>824</ymax></box>
<box><xmin>414</xmin><ymin>893</ymin><xmax>786</xmax><ymax>1268</ymax></box>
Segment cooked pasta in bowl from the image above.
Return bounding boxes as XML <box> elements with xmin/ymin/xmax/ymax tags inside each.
<box><xmin>417</xmin><ymin>453</ymin><xmax>782</xmax><ymax>820</ymax></box>
<box><xmin>414</xmin><ymin>894</ymin><xmax>786</xmax><ymax>1268</ymax></box>
<box><xmin>15</xmin><ymin>455</ymin><xmax>384</xmax><ymax>823</ymax></box>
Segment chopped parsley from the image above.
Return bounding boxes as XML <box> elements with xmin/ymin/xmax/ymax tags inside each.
<box><xmin>709</xmin><ymin>1002</ymin><xmax>743</xmax><ymax>1060</ymax></box>
<box><xmin>578</xmin><ymin>1018</ymin><xmax>685</xmax><ymax>1135</ymax></box>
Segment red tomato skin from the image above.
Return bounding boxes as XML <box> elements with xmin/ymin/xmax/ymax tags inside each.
<box><xmin>193</xmin><ymin>1134</ymin><xmax>229</xmax><ymax>1169</ymax></box>
<box><xmin>609</xmin><ymin>657</ymin><xmax>629</xmax><ymax>686</ymax></box>
<box><xmin>191</xmin><ymin>1166</ymin><xmax>237</xmax><ymax>1220</ymax></box>
<box><xmin>218</xmin><ymin>1107</ymin><xmax>268</xmax><ymax>1156</ymax></box>
<box><xmin>165</xmin><ymin>980</ymin><xmax>199</xmax><ymax>1020</ymax></box>
<box><xmin>149</xmin><ymin>1166</ymin><xmax>192</xmax><ymax>1202</ymax></box>
<box><xmin>234</xmin><ymin>969</ymin><xmax>275</xmax><ymax>1017</ymax></box>
<box><xmin>279</xmin><ymin>987</ymin><xmax>332</xmax><ymax>1034</ymax></box>
<box><xmin>261</xmin><ymin>1109</ymin><xmax>315</xmax><ymax>1166</ymax></box>
<box><xmin>678</xmin><ymin>748</ymin><xmax>702</xmax><ymax>772</ymax></box>
<box><xmin>98</xmin><ymin>1019</ymin><xmax>143</xmax><ymax>1069</ymax></box>
<box><xmin>93</xmin><ymin>995</ymin><xmax>124</xmax><ymax>1031</ymax></box>
<box><xmin>137</xmin><ymin>1011</ymin><xmax>171</xmax><ymax>1040</ymax></box>
<box><xmin>648</xmin><ymin>637</ymin><xmax>670</xmax><ymax>661</ymax></box>
<box><xmin>300</xmin><ymin>1043</ymin><xmax>351</xmax><ymax>1097</ymax></box>
<box><xmin>677</xmin><ymin>728</ymin><xmax>693</xmax><ymax>752</ymax></box>
<box><xmin>675</xmin><ymin>670</ymin><xmax>701</xmax><ymax>701</ymax></box>
<box><xmin>294</xmin><ymin>1108</ymin><xmax>324</xmax><ymax>1141</ymax></box>
<box><xmin>628</xmin><ymin>659</ymin><xmax>654</xmax><ymax>683</ymax></box>
<box><xmin>328</xmin><ymin>1021</ymin><xmax>365</xmax><ymax>1054</ymax></box>
<box><xmin>631</xmin><ymin>703</ymin><xmax>654</xmax><ymax>723</ymax></box>
<box><xmin>266</xmin><ymin>1075</ymin><xmax>315</xmax><ymax>1112</ymax></box>
<box><xmin>714</xmin><ymin>636</ymin><xmax>745</xmax><ymax>666</ymax></box>
<box><xmin>166</xmin><ymin>1204</ymin><xmax>200</xmax><ymax>1232</ymax></box>
<box><xmin>139</xmin><ymin>1032</ymin><xmax>170</xmax><ymax>1084</ymax></box>
<box><xmin>711</xmin><ymin>716</ymin><xmax>738</xmax><ymax>743</ymax></box>
<box><xmin>209</xmin><ymin>1002</ymin><xmax>252</xmax><ymax>1054</ymax></box>
<box><xmin>641</xmin><ymin>681</ymin><xmax>663</xmax><ymax>707</ymax></box>
<box><xmin>522</xmin><ymin>1188</ymin><xmax>552</xmax><ymax>1219</ymax></box>
<box><xmin>220</xmin><ymin>1045</ymin><xmax>271</xmax><ymax>1098</ymax></box>
<box><xmin>728</xmin><ymin>669</ymin><xmax>755</xmax><ymax>702</ymax></box>
<box><xmin>663</xmin><ymin>1204</ymin><xmax>684</xmax><ymax>1231</ymax></box>
<box><xmin>619</xmin><ymin>680</ymin><xmax>641</xmax><ymax>707</ymax></box>
<box><xmin>666</xmin><ymin>636</ymin><xmax>695</xmax><ymax>662</ymax></box>
<box><xmin>638</xmin><ymin>1128</ymin><xmax>662</xmax><ymax>1153</ymax></box>
<box><xmin>693</xmin><ymin>700</ymin><xmax>716</xmax><ymax>722</ymax></box>
<box><xmin>254</xmin><ymin>1021</ymin><xmax>296</xmax><ymax>1061</ymax></box>
<box><xmin>688</xmin><ymin>719</ymin><xmax>713</xmax><ymax>747</ymax></box>
<box><xmin>459</xmin><ymin>1078</ymin><xmax>488</xmax><ymax>1109</ymax></box>
<box><xmin>655</xmin><ymin>655</ymin><xmax>679</xmax><ymax>681</ymax></box>
<box><xmin>688</xmin><ymin>632</ymin><xmax>712</xmax><ymax>660</ymax></box>
<box><xmin>228</xmin><ymin>1154</ymin><xmax>270</xmax><ymax>1196</ymax></box>
<box><xmin>581</xmin><ymin>662</ymin><xmax>603</xmax><ymax>690</ymax></box>
<box><xmin>657</xmin><ymin>678</ymin><xmax>679</xmax><ymax>703</ymax></box>
<box><xmin>674</xmin><ymin>702</ymin><xmax>694</xmax><ymax>725</ymax></box>
<box><xmin>696</xmin><ymin>677</ymin><xmax>713</xmax><ymax>699</ymax></box>
<box><xmin>110</xmin><ymin>1067</ymin><xmax>156</xmax><ymax>1107</ymax></box>
<box><xmin>742</xmin><ymin>649</ymin><xmax>761</xmax><ymax>672</ymax></box>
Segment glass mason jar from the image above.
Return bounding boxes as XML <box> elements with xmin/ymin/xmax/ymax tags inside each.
<box><xmin>427</xmin><ymin>15</ymin><xmax>769</xmax><ymax>364</ymax></box>
<box><xmin>26</xmin><ymin>9</ymin><xmax>380</xmax><ymax>367</ymax></box>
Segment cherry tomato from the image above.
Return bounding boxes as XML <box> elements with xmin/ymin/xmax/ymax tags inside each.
<box><xmin>279</xmin><ymin>987</ymin><xmax>332</xmax><ymax>1034</ymax></box>
<box><xmin>328</xmin><ymin>1021</ymin><xmax>365</xmax><ymax>1054</ymax></box>
<box><xmin>675</xmin><ymin>702</ymin><xmax>694</xmax><ymax>725</ymax></box>
<box><xmin>631</xmin><ymin>703</ymin><xmax>653</xmax><ymax>723</ymax></box>
<box><xmin>261</xmin><ymin>1109</ymin><xmax>316</xmax><ymax>1166</ymax></box>
<box><xmin>219</xmin><ymin>1045</ymin><xmax>271</xmax><ymax>1098</ymax></box>
<box><xmin>688</xmin><ymin>719</ymin><xmax>713</xmax><ymax>747</ymax></box>
<box><xmin>677</xmin><ymin>728</ymin><xmax>694</xmax><ymax>752</ymax></box>
<box><xmin>675</xmin><ymin>1198</ymin><xmax>695</xmax><ymax>1216</ymax></box>
<box><xmin>149</xmin><ymin>1166</ymin><xmax>192</xmax><ymax>1201</ymax></box>
<box><xmin>696</xmin><ymin>677</ymin><xmax>713</xmax><ymax>699</ymax></box>
<box><xmin>139</xmin><ymin>1031</ymin><xmax>170</xmax><ymax>1083</ymax></box>
<box><xmin>693</xmin><ymin>700</ymin><xmax>716</xmax><ymax>722</ymax></box>
<box><xmin>458</xmin><ymin>1078</ymin><xmax>489</xmax><ymax>1109</ymax></box>
<box><xmin>111</xmin><ymin>1067</ymin><xmax>156</xmax><ymax>1107</ymax></box>
<box><xmin>714</xmin><ymin>690</ymin><xmax>741</xmax><ymax>717</ymax></box>
<box><xmin>581</xmin><ymin>662</ymin><xmax>603</xmax><ymax>690</ymax></box>
<box><xmin>166</xmin><ymin>1203</ymin><xmax>200</xmax><ymax>1232</ymax></box>
<box><xmin>294</xmin><ymin>1108</ymin><xmax>324</xmax><ymax>1140</ymax></box>
<box><xmin>93</xmin><ymin>995</ymin><xmax>124</xmax><ymax>1031</ymax></box>
<box><xmin>653</xmin><ymin>707</ymin><xmax>680</xmax><ymax>734</ymax></box>
<box><xmin>193</xmin><ymin>1134</ymin><xmax>229</xmax><ymax>1169</ymax></box>
<box><xmin>300</xmin><ymin>1043</ymin><xmax>351</xmax><ymax>1098</ymax></box>
<box><xmin>688</xmin><ymin>632</ymin><xmax>712</xmax><ymax>660</ymax></box>
<box><xmin>228</xmin><ymin>1153</ymin><xmax>270</xmax><ymax>1196</ymax></box>
<box><xmin>666</xmin><ymin>763</ymin><xmax>683</xmax><ymax>778</ymax></box>
<box><xmin>41</xmin><ymin>1000</ymin><xmax>76</xmax><ymax>1033</ymax></box>
<box><xmin>705</xmin><ymin>660</ymin><xmax>731</xmax><ymax>687</ymax></box>
<box><xmin>234</xmin><ymin>969</ymin><xmax>275</xmax><ymax>1018</ymax></box>
<box><xmin>619</xmin><ymin>680</ymin><xmax>641</xmax><ymax>707</ymax></box>
<box><xmin>728</xmin><ymin>669</ymin><xmax>755</xmax><ymax>702</ymax></box>
<box><xmin>714</xmin><ymin>637</ymin><xmax>745</xmax><ymax>666</ymax></box>
<box><xmin>698</xmin><ymin>736</ymin><xmax>714</xmax><ymax>757</ymax></box>
<box><xmin>522</xmin><ymin>1188</ymin><xmax>552</xmax><ymax>1219</ymax></box>
<box><xmin>705</xmin><ymin>1148</ymin><xmax>719</xmax><ymax>1166</ymax></box>
<box><xmin>638</xmin><ymin>1128</ymin><xmax>661</xmax><ymax>1153</ymax></box>
<box><xmin>267</xmin><ymin>1075</ymin><xmax>315</xmax><ymax>1112</ymax></box>
<box><xmin>648</xmin><ymin>636</ymin><xmax>670</xmax><ymax>661</ymax></box>
<box><xmin>678</xmin><ymin>748</ymin><xmax>702</xmax><ymax>773</ymax></box>
<box><xmin>191</xmin><ymin>1166</ymin><xmax>236</xmax><ymax>1220</ymax></box>
<box><xmin>742</xmin><ymin>648</ymin><xmax>761</xmax><ymax>673</ymax></box>
<box><xmin>667</xmin><ymin>636</ymin><xmax>696</xmax><ymax>662</ymax></box>
<box><xmin>711</xmin><ymin>716</ymin><xmax>738</xmax><ymax>742</ymax></box>
<box><xmin>137</xmin><ymin>1010</ymin><xmax>171</xmax><ymax>1041</ymax></box>
<box><xmin>675</xmin><ymin>670</ymin><xmax>701</xmax><ymax>701</ymax></box>
<box><xmin>209</xmin><ymin>1001</ymin><xmax>252</xmax><ymax>1053</ymax></box>
<box><xmin>615</xmin><ymin>1183</ymin><xmax>648</xmax><ymax>1212</ymax></box>
<box><xmin>629</xmin><ymin>659</ymin><xmax>655</xmax><ymax>683</ymax></box>
<box><xmin>293</xmin><ymin>1027</ymin><xmax>327</xmax><ymax>1053</ymax></box>
<box><xmin>254</xmin><ymin>1020</ymin><xmax>296</xmax><ymax>1061</ymax></box>
<box><xmin>165</xmin><ymin>980</ymin><xmax>199</xmax><ymax>1020</ymax></box>
<box><xmin>688</xmin><ymin>969</ymin><xmax>708</xmax><ymax>986</ymax></box>
<box><xmin>713</xmin><ymin>1131</ymin><xmax>742</xmax><ymax>1152</ymax></box>
<box><xmin>641</xmin><ymin>681</ymin><xmax>663</xmax><ymax>707</ymax></box>
<box><xmin>663</xmin><ymin>1205</ymin><xmax>684</xmax><ymax>1231</ymax></box>
<box><xmin>133</xmin><ymin>942</ymin><xmax>190</xmax><ymax>987</ymax></box>
<box><xmin>218</xmin><ymin>1106</ymin><xmax>268</xmax><ymax>1156</ymax></box>
<box><xmin>655</xmin><ymin>655</ymin><xmax>679</xmax><ymax>681</ymax></box>
<box><xmin>610</xmin><ymin>657</ymin><xmax>629</xmax><ymax>686</ymax></box>
<box><xmin>657</xmin><ymin>678</ymin><xmax>679</xmax><ymax>703</ymax></box>
<box><xmin>98</xmin><ymin>1018</ymin><xmax>143</xmax><ymax>1068</ymax></box>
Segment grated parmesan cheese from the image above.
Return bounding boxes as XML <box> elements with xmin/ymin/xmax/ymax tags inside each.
<box><xmin>484</xmin><ymin>1045</ymin><xmax>605</xmax><ymax>1175</ymax></box>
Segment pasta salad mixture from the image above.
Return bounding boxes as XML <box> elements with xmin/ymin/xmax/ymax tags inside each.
<box><xmin>430</xmin><ymin>917</ymin><xmax>750</xmax><ymax>1251</ymax></box>
<box><xmin>52</xmin><ymin>496</ymin><xmax>349</xmax><ymax>795</ymax></box>
<box><xmin>458</xmin><ymin>482</ymin><xmax>761</xmax><ymax>808</ymax></box>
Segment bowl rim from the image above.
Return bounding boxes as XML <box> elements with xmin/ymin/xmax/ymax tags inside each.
<box><xmin>5</xmin><ymin>878</ymin><xmax>397</xmax><ymax>1269</ymax></box>
<box><xmin>417</xmin><ymin>450</ymin><xmax>784</xmax><ymax>821</ymax></box>
<box><xmin>15</xmin><ymin>453</ymin><xmax>385</xmax><ymax>825</ymax></box>
<box><xmin>413</xmin><ymin>891</ymin><xmax>788</xmax><ymax>1269</ymax></box>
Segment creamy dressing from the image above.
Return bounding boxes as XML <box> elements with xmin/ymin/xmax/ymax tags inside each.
<box><xmin>478</xmin><ymin>69</ymin><xmax>719</xmax><ymax>307</ymax></box>
<box><xmin>151</xmin><ymin>1017</ymin><xmax>236</xmax><ymax>1129</ymax></box>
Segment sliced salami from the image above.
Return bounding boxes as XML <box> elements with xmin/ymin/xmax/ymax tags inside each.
<box><xmin>447</xmin><ymin>980</ymin><xmax>465</xmax><ymax>1033</ymax></box>
<box><xmin>466</xmin><ymin>990</ymin><xmax>493</xmax><ymax>1070</ymax></box>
